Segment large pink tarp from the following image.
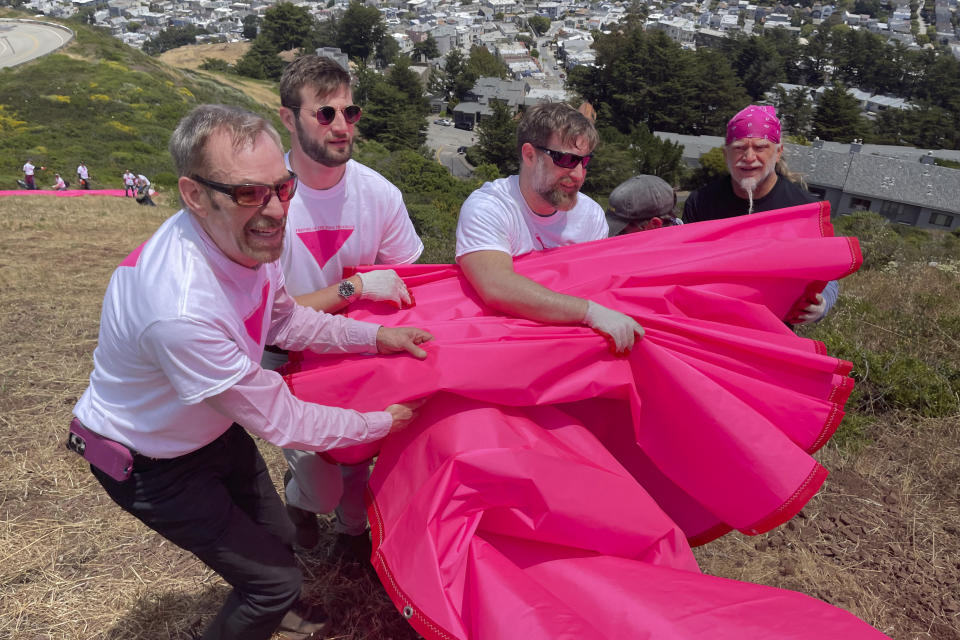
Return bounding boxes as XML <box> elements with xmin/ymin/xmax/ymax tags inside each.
<box><xmin>0</xmin><ymin>189</ymin><xmax>128</xmax><ymax>198</ymax></box>
<box><xmin>284</xmin><ymin>202</ymin><xmax>888</xmax><ymax>638</ymax></box>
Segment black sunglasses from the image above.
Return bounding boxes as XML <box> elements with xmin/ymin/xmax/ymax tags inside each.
<box><xmin>192</xmin><ymin>172</ymin><xmax>298</xmax><ymax>207</ymax></box>
<box><xmin>534</xmin><ymin>145</ymin><xmax>593</xmax><ymax>169</ymax></box>
<box><xmin>285</xmin><ymin>104</ymin><xmax>362</xmax><ymax>126</ymax></box>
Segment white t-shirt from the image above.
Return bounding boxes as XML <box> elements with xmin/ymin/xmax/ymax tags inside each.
<box><xmin>136</xmin><ymin>174</ymin><xmax>150</xmax><ymax>187</ymax></box>
<box><xmin>280</xmin><ymin>158</ymin><xmax>423</xmax><ymax>296</ymax></box>
<box><xmin>23</xmin><ymin>162</ymin><xmax>34</xmax><ymax>176</ymax></box>
<box><xmin>456</xmin><ymin>175</ymin><xmax>608</xmax><ymax>258</ymax></box>
<box><xmin>74</xmin><ymin>210</ymin><xmax>391</xmax><ymax>458</ymax></box>
<box><xmin>123</xmin><ymin>172</ymin><xmax>136</xmax><ymax>186</ymax></box>
<box><xmin>77</xmin><ymin>165</ymin><xmax>89</xmax><ymax>179</ymax></box>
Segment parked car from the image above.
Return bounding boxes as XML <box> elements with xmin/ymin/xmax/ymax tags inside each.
<box><xmin>454</xmin><ymin>121</ymin><xmax>474</xmax><ymax>131</ymax></box>
<box><xmin>457</xmin><ymin>146</ymin><xmax>467</xmax><ymax>154</ymax></box>
<box><xmin>433</xmin><ymin>118</ymin><xmax>445</xmax><ymax>125</ymax></box>
<box><xmin>440</xmin><ymin>118</ymin><xmax>453</xmax><ymax>126</ymax></box>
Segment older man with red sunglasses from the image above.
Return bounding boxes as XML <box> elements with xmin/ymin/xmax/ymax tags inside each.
<box><xmin>71</xmin><ymin>104</ymin><xmax>431</xmax><ymax>640</ymax></box>
<box><xmin>456</xmin><ymin>102</ymin><xmax>644</xmax><ymax>354</ymax></box>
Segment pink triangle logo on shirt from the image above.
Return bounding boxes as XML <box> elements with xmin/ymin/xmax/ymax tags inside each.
<box><xmin>297</xmin><ymin>228</ymin><xmax>354</xmax><ymax>269</ymax></box>
<box><xmin>244</xmin><ymin>281</ymin><xmax>270</xmax><ymax>345</ymax></box>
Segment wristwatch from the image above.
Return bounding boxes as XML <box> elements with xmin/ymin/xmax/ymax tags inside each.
<box><xmin>337</xmin><ymin>279</ymin><xmax>357</xmax><ymax>302</ymax></box>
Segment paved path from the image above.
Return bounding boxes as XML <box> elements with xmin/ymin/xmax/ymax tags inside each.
<box><xmin>0</xmin><ymin>19</ymin><xmax>73</xmax><ymax>69</ymax></box>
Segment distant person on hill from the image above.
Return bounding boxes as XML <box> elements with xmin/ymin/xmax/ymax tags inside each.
<box><xmin>605</xmin><ymin>175</ymin><xmax>681</xmax><ymax>236</ymax></box>
<box><xmin>70</xmin><ymin>104</ymin><xmax>431</xmax><ymax>640</ymax></box>
<box><xmin>272</xmin><ymin>54</ymin><xmax>423</xmax><ymax>561</ymax></box>
<box><xmin>135</xmin><ymin>173</ymin><xmax>156</xmax><ymax>206</ymax></box>
<box><xmin>77</xmin><ymin>162</ymin><xmax>90</xmax><ymax>189</ymax></box>
<box><xmin>122</xmin><ymin>169</ymin><xmax>136</xmax><ymax>197</ymax></box>
<box><xmin>23</xmin><ymin>160</ymin><xmax>37</xmax><ymax>190</ymax></box>
<box><xmin>50</xmin><ymin>173</ymin><xmax>67</xmax><ymax>191</ymax></box>
<box><xmin>682</xmin><ymin>105</ymin><xmax>837</xmax><ymax>325</ymax></box>
<box><xmin>456</xmin><ymin>101</ymin><xmax>644</xmax><ymax>355</ymax></box>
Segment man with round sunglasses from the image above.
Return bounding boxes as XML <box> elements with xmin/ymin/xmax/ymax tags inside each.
<box><xmin>456</xmin><ymin>102</ymin><xmax>644</xmax><ymax>354</ymax></box>
<box><xmin>273</xmin><ymin>55</ymin><xmax>424</xmax><ymax>563</ymax></box>
<box><xmin>72</xmin><ymin>104</ymin><xmax>432</xmax><ymax>640</ymax></box>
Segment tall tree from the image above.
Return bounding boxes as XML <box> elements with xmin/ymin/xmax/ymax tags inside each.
<box><xmin>413</xmin><ymin>35</ymin><xmax>440</xmax><ymax>61</ymax></box>
<box><xmin>336</xmin><ymin>1</ymin><xmax>387</xmax><ymax>62</ymax></box>
<box><xmin>722</xmin><ymin>33</ymin><xmax>785</xmax><ymax>100</ymax></box>
<box><xmin>235</xmin><ymin>36</ymin><xmax>285</xmax><ymax>80</ymax></box>
<box><xmin>776</xmin><ymin>85</ymin><xmax>814</xmax><ymax>138</ymax></box>
<box><xmin>812</xmin><ymin>84</ymin><xmax>866</xmax><ymax>142</ymax></box>
<box><xmin>357</xmin><ymin>60</ymin><xmax>428</xmax><ymax>150</ymax></box>
<box><xmin>242</xmin><ymin>14</ymin><xmax>260</xmax><ymax>41</ymax></box>
<box><xmin>260</xmin><ymin>2</ymin><xmax>316</xmax><ymax>51</ymax></box>
<box><xmin>690</xmin><ymin>49</ymin><xmax>751</xmax><ymax>135</ymax></box>
<box><xmin>528</xmin><ymin>16</ymin><xmax>551</xmax><ymax>35</ymax></box>
<box><xmin>376</xmin><ymin>33</ymin><xmax>401</xmax><ymax>67</ymax></box>
<box><xmin>475</xmin><ymin>100</ymin><xmax>518</xmax><ymax>176</ymax></box>
<box><xmin>465</xmin><ymin>45</ymin><xmax>509</xmax><ymax>79</ymax></box>
<box><xmin>568</xmin><ymin>28</ymin><xmax>699</xmax><ymax>135</ymax></box>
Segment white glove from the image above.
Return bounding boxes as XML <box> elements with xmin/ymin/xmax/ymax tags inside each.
<box><xmin>583</xmin><ymin>301</ymin><xmax>644</xmax><ymax>353</ymax></box>
<box><xmin>358</xmin><ymin>269</ymin><xmax>412</xmax><ymax>307</ymax></box>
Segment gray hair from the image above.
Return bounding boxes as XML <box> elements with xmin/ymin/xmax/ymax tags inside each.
<box><xmin>168</xmin><ymin>104</ymin><xmax>282</xmax><ymax>179</ymax></box>
<box><xmin>516</xmin><ymin>102</ymin><xmax>599</xmax><ymax>159</ymax></box>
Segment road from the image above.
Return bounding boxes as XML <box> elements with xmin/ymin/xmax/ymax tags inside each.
<box><xmin>424</xmin><ymin>118</ymin><xmax>476</xmax><ymax>178</ymax></box>
<box><xmin>0</xmin><ymin>19</ymin><xmax>73</xmax><ymax>69</ymax></box>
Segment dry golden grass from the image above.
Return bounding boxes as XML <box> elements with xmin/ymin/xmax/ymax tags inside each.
<box><xmin>0</xmin><ymin>196</ymin><xmax>413</xmax><ymax>639</ymax></box>
<box><xmin>157</xmin><ymin>43</ymin><xmax>300</xmax><ymax>112</ymax></box>
<box><xmin>1</xmin><ymin>196</ymin><xmax>956</xmax><ymax>639</ymax></box>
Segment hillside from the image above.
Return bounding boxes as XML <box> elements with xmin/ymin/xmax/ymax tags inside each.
<box><xmin>0</xmin><ymin>196</ymin><xmax>957</xmax><ymax>639</ymax></box>
<box><xmin>0</xmin><ymin>14</ymin><xmax>283</xmax><ymax>190</ymax></box>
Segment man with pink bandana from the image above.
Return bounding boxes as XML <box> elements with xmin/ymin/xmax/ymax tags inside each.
<box><xmin>683</xmin><ymin>105</ymin><xmax>837</xmax><ymax>323</ymax></box>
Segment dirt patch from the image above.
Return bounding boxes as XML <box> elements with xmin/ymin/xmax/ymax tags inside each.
<box><xmin>157</xmin><ymin>41</ymin><xmax>251</xmax><ymax>68</ymax></box>
<box><xmin>695</xmin><ymin>417</ymin><xmax>960</xmax><ymax>639</ymax></box>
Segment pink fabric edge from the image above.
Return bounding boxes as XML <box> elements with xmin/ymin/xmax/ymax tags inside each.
<box><xmin>0</xmin><ymin>189</ymin><xmax>129</xmax><ymax>198</ymax></box>
<box><xmin>368</xmin><ymin>487</ymin><xmax>459</xmax><ymax>640</ymax></box>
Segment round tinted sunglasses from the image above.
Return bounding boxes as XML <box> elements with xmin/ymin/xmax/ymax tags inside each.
<box><xmin>285</xmin><ymin>104</ymin><xmax>362</xmax><ymax>126</ymax></box>
<box><xmin>534</xmin><ymin>145</ymin><xmax>593</xmax><ymax>169</ymax></box>
<box><xmin>192</xmin><ymin>172</ymin><xmax>298</xmax><ymax>207</ymax></box>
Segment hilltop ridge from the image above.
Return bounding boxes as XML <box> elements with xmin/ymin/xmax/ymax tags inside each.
<box><xmin>0</xmin><ymin>14</ymin><xmax>282</xmax><ymax>189</ymax></box>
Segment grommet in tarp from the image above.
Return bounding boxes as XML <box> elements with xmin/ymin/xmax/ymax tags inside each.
<box><xmin>402</xmin><ymin>605</ymin><xmax>414</xmax><ymax>619</ymax></box>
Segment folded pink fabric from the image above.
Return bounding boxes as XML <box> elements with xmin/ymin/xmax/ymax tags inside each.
<box><xmin>284</xmin><ymin>202</ymin><xmax>887</xmax><ymax>638</ymax></box>
<box><xmin>0</xmin><ymin>189</ymin><xmax>129</xmax><ymax>197</ymax></box>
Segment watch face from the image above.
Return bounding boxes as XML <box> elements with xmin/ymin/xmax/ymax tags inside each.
<box><xmin>338</xmin><ymin>280</ymin><xmax>356</xmax><ymax>299</ymax></box>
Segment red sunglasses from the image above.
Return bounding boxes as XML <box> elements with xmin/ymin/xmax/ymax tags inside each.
<box><xmin>286</xmin><ymin>104</ymin><xmax>362</xmax><ymax>125</ymax></box>
<box><xmin>192</xmin><ymin>172</ymin><xmax>298</xmax><ymax>207</ymax></box>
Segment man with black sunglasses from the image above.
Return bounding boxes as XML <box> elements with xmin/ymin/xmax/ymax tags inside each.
<box><xmin>456</xmin><ymin>102</ymin><xmax>645</xmax><ymax>355</ymax></box>
<box><xmin>71</xmin><ymin>104</ymin><xmax>432</xmax><ymax>640</ymax></box>
<box><xmin>273</xmin><ymin>55</ymin><xmax>424</xmax><ymax>563</ymax></box>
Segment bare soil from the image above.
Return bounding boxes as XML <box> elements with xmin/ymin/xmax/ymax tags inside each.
<box><xmin>0</xmin><ymin>196</ymin><xmax>957</xmax><ymax>639</ymax></box>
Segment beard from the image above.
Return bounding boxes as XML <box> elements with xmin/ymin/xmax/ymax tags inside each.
<box><xmin>532</xmin><ymin>163</ymin><xmax>580</xmax><ymax>211</ymax></box>
<box><xmin>735</xmin><ymin>154</ymin><xmax>777</xmax><ymax>197</ymax></box>
<box><xmin>295</xmin><ymin>116</ymin><xmax>353</xmax><ymax>168</ymax></box>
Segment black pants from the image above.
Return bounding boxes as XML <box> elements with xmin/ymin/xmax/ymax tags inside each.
<box><xmin>91</xmin><ymin>424</ymin><xmax>301</xmax><ymax>640</ymax></box>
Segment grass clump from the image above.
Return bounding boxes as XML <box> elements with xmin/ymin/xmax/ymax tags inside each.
<box><xmin>803</xmin><ymin>212</ymin><xmax>960</xmax><ymax>449</ymax></box>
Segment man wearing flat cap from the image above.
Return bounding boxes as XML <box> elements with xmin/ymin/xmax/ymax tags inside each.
<box><xmin>682</xmin><ymin>105</ymin><xmax>837</xmax><ymax>324</ymax></box>
<box><xmin>606</xmin><ymin>175</ymin><xmax>680</xmax><ymax>236</ymax></box>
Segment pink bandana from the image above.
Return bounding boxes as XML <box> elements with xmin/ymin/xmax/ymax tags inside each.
<box><xmin>726</xmin><ymin>105</ymin><xmax>781</xmax><ymax>145</ymax></box>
